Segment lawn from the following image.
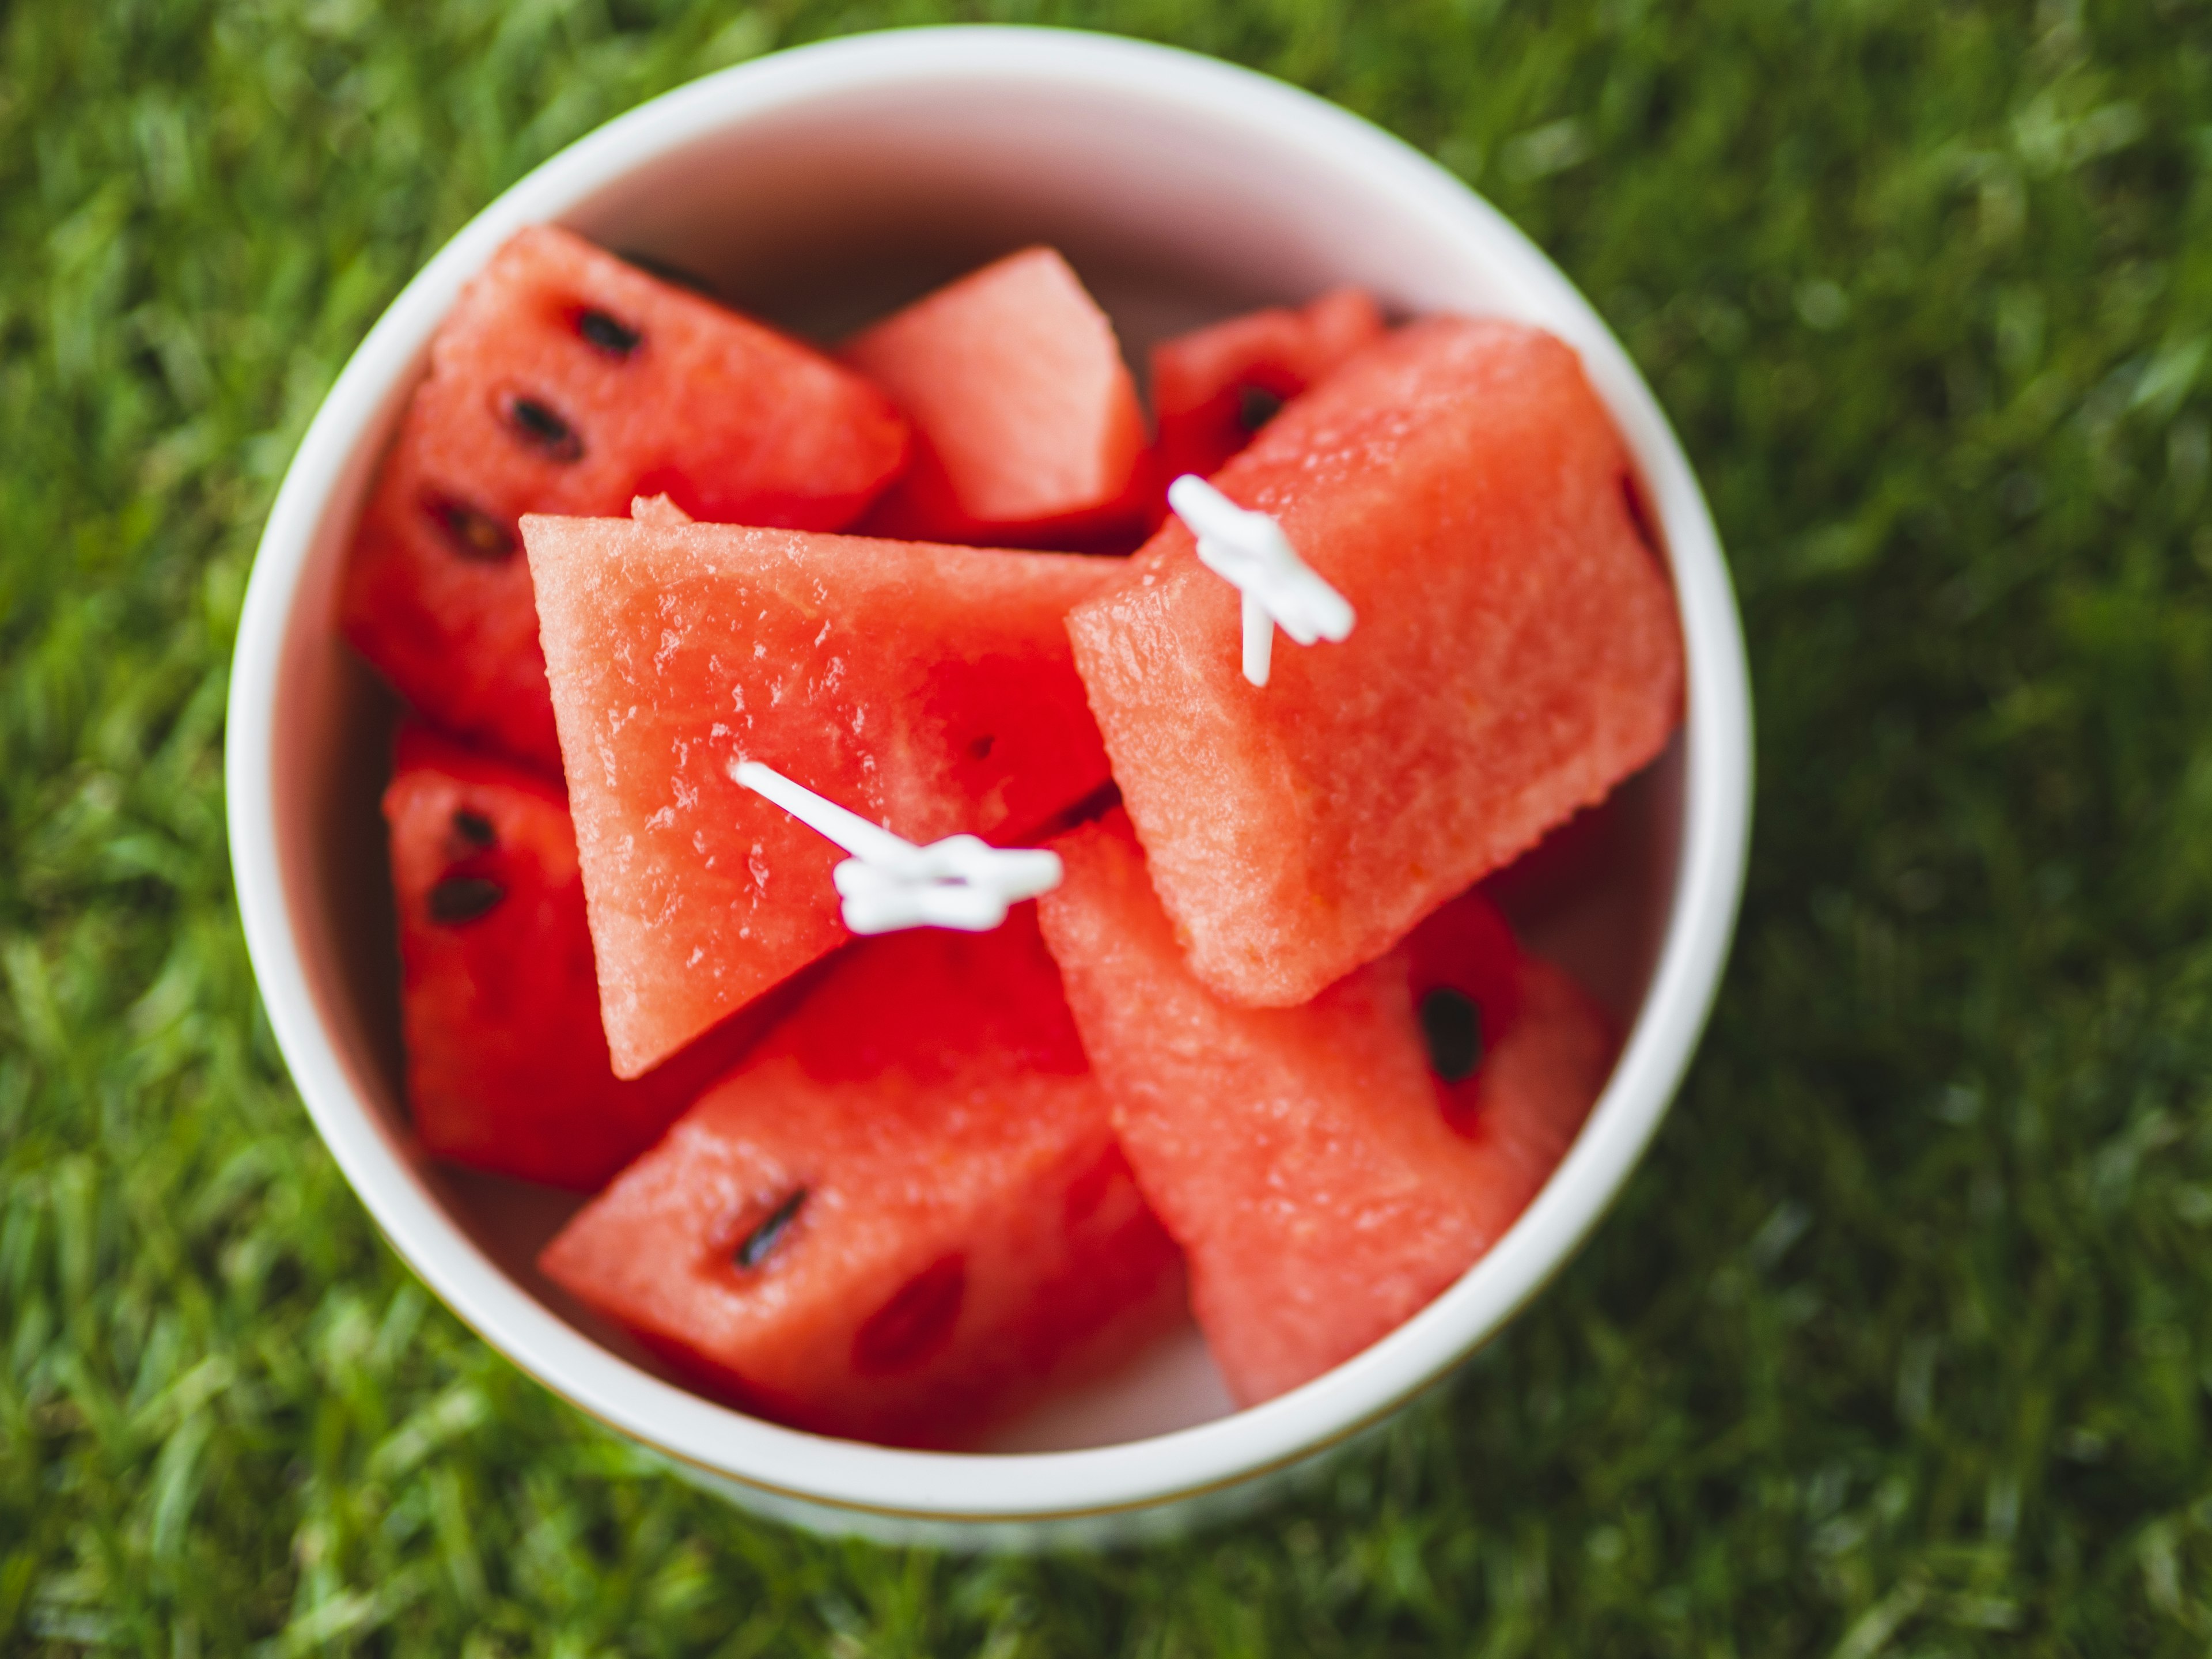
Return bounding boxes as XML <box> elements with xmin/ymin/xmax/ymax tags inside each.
<box><xmin>6</xmin><ymin>0</ymin><xmax>2212</xmax><ymax>1651</ymax></box>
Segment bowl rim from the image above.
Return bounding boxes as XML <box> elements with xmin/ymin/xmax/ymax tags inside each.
<box><xmin>226</xmin><ymin>22</ymin><xmax>1752</xmax><ymax>1522</ymax></box>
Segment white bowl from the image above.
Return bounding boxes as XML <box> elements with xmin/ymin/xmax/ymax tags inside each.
<box><xmin>226</xmin><ymin>25</ymin><xmax>1752</xmax><ymax>1550</ymax></box>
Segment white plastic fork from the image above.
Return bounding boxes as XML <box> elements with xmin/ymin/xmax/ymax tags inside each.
<box><xmin>1167</xmin><ymin>474</ymin><xmax>1354</xmax><ymax>686</ymax></box>
<box><xmin>732</xmin><ymin>760</ymin><xmax>1062</xmax><ymax>934</ymax></box>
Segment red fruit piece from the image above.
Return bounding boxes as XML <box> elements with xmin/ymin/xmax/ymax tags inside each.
<box><xmin>382</xmin><ymin>726</ymin><xmax>774</xmax><ymax>1190</ymax></box>
<box><xmin>1148</xmin><ymin>287</ymin><xmax>1384</xmax><ymax>501</ymax></box>
<box><xmin>1069</xmin><ymin>317</ymin><xmax>1685</xmax><ymax>1007</ymax></box>
<box><xmin>538</xmin><ymin>914</ymin><xmax>1186</xmax><ymax>1448</ymax></box>
<box><xmin>1037</xmin><ymin>813</ymin><xmax>1614</xmax><ymax>1406</ymax></box>
<box><xmin>342</xmin><ymin>226</ymin><xmax>910</xmax><ymax>770</ymax></box>
<box><xmin>522</xmin><ymin>509</ymin><xmax>1120</xmax><ymax>1079</ymax></box>
<box><xmin>843</xmin><ymin>248</ymin><xmax>1149</xmax><ymax>547</ymax></box>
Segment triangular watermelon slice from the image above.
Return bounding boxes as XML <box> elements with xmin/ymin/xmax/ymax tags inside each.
<box><xmin>1037</xmin><ymin>812</ymin><xmax>1614</xmax><ymax>1406</ymax></box>
<box><xmin>522</xmin><ymin>508</ymin><xmax>1121</xmax><ymax>1078</ymax></box>
<box><xmin>538</xmin><ymin>913</ymin><xmax>1186</xmax><ymax>1448</ymax></box>
<box><xmin>1069</xmin><ymin>317</ymin><xmax>1685</xmax><ymax>1007</ymax></box>
<box><xmin>842</xmin><ymin>248</ymin><xmax>1149</xmax><ymax>547</ymax></box>
<box><xmin>342</xmin><ymin>225</ymin><xmax>910</xmax><ymax>771</ymax></box>
<box><xmin>1147</xmin><ymin>286</ymin><xmax>1384</xmax><ymax>510</ymax></box>
<box><xmin>382</xmin><ymin>726</ymin><xmax>777</xmax><ymax>1190</ymax></box>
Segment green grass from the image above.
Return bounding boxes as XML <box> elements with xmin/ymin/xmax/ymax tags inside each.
<box><xmin>6</xmin><ymin>0</ymin><xmax>2212</xmax><ymax>1650</ymax></box>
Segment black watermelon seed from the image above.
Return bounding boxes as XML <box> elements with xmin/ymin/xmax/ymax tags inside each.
<box><xmin>505</xmin><ymin>395</ymin><xmax>583</xmax><ymax>462</ymax></box>
<box><xmin>1237</xmin><ymin>385</ymin><xmax>1286</xmax><ymax>432</ymax></box>
<box><xmin>450</xmin><ymin>809</ymin><xmax>496</xmax><ymax>849</ymax></box>
<box><xmin>577</xmin><ymin>306</ymin><xmax>642</xmax><ymax>357</ymax></box>
<box><xmin>427</xmin><ymin>876</ymin><xmax>505</xmax><ymax>925</ymax></box>
<box><xmin>428</xmin><ymin>498</ymin><xmax>517</xmax><ymax>562</ymax></box>
<box><xmin>1419</xmin><ymin>988</ymin><xmax>1483</xmax><ymax>1083</ymax></box>
<box><xmin>734</xmin><ymin>1187</ymin><xmax>808</xmax><ymax>1271</ymax></box>
<box><xmin>967</xmin><ymin>734</ymin><xmax>995</xmax><ymax>762</ymax></box>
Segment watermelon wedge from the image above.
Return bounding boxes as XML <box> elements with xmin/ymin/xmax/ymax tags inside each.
<box><xmin>522</xmin><ymin>507</ymin><xmax>1120</xmax><ymax>1078</ymax></box>
<box><xmin>842</xmin><ymin>248</ymin><xmax>1149</xmax><ymax>547</ymax></box>
<box><xmin>382</xmin><ymin>726</ymin><xmax>774</xmax><ymax>1190</ymax></box>
<box><xmin>1037</xmin><ymin>813</ymin><xmax>1613</xmax><ymax>1405</ymax></box>
<box><xmin>538</xmin><ymin>914</ymin><xmax>1186</xmax><ymax>1447</ymax></box>
<box><xmin>1148</xmin><ymin>287</ymin><xmax>1384</xmax><ymax>505</ymax></box>
<box><xmin>1069</xmin><ymin>317</ymin><xmax>1685</xmax><ymax>1007</ymax></box>
<box><xmin>342</xmin><ymin>225</ymin><xmax>910</xmax><ymax>770</ymax></box>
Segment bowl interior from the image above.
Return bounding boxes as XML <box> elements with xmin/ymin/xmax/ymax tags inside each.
<box><xmin>269</xmin><ymin>48</ymin><xmax>1686</xmax><ymax>1462</ymax></box>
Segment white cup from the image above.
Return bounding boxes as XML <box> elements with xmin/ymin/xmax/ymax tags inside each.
<box><xmin>226</xmin><ymin>25</ymin><xmax>1752</xmax><ymax>1551</ymax></box>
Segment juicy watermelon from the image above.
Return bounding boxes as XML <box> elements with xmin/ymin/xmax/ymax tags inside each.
<box><xmin>537</xmin><ymin>913</ymin><xmax>1186</xmax><ymax>1447</ymax></box>
<box><xmin>342</xmin><ymin>225</ymin><xmax>910</xmax><ymax>770</ymax></box>
<box><xmin>1068</xmin><ymin>317</ymin><xmax>1685</xmax><ymax>1008</ymax></box>
<box><xmin>1037</xmin><ymin>812</ymin><xmax>1614</xmax><ymax>1406</ymax></box>
<box><xmin>842</xmin><ymin>248</ymin><xmax>1149</xmax><ymax>547</ymax></box>
<box><xmin>382</xmin><ymin>725</ymin><xmax>776</xmax><ymax>1190</ymax></box>
<box><xmin>522</xmin><ymin>507</ymin><xmax>1121</xmax><ymax>1079</ymax></box>
<box><xmin>1147</xmin><ymin>287</ymin><xmax>1384</xmax><ymax>505</ymax></box>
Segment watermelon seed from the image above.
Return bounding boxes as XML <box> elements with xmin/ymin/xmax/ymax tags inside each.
<box><xmin>505</xmin><ymin>396</ymin><xmax>584</xmax><ymax>462</ymax></box>
<box><xmin>967</xmin><ymin>734</ymin><xmax>994</xmax><ymax>761</ymax></box>
<box><xmin>428</xmin><ymin>875</ymin><xmax>506</xmax><ymax>925</ymax></box>
<box><xmin>1419</xmin><ymin>988</ymin><xmax>1483</xmax><ymax>1082</ymax></box>
<box><xmin>427</xmin><ymin>497</ymin><xmax>516</xmax><ymax>562</ymax></box>
<box><xmin>451</xmin><ymin>809</ymin><xmax>496</xmax><ymax>849</ymax></box>
<box><xmin>734</xmin><ymin>1187</ymin><xmax>808</xmax><ymax>1271</ymax></box>
<box><xmin>1237</xmin><ymin>385</ymin><xmax>1286</xmax><ymax>432</ymax></box>
<box><xmin>576</xmin><ymin>307</ymin><xmax>642</xmax><ymax>357</ymax></box>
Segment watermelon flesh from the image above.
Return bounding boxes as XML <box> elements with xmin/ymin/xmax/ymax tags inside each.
<box><xmin>1068</xmin><ymin>317</ymin><xmax>1685</xmax><ymax>1008</ymax></box>
<box><xmin>1147</xmin><ymin>286</ymin><xmax>1385</xmax><ymax>507</ymax></box>
<box><xmin>382</xmin><ymin>726</ymin><xmax>774</xmax><ymax>1190</ymax></box>
<box><xmin>342</xmin><ymin>225</ymin><xmax>910</xmax><ymax>770</ymax></box>
<box><xmin>522</xmin><ymin>507</ymin><xmax>1121</xmax><ymax>1079</ymax></box>
<box><xmin>537</xmin><ymin>914</ymin><xmax>1186</xmax><ymax>1448</ymax></box>
<box><xmin>843</xmin><ymin>248</ymin><xmax>1149</xmax><ymax>547</ymax></box>
<box><xmin>1037</xmin><ymin>813</ymin><xmax>1615</xmax><ymax>1406</ymax></box>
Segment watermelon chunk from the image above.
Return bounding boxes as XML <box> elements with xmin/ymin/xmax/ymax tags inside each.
<box><xmin>1037</xmin><ymin>813</ymin><xmax>1614</xmax><ymax>1405</ymax></box>
<box><xmin>1148</xmin><ymin>287</ymin><xmax>1384</xmax><ymax>502</ymax></box>
<box><xmin>842</xmin><ymin>248</ymin><xmax>1149</xmax><ymax>547</ymax></box>
<box><xmin>1069</xmin><ymin>317</ymin><xmax>1684</xmax><ymax>1007</ymax></box>
<box><xmin>538</xmin><ymin>914</ymin><xmax>1186</xmax><ymax>1447</ymax></box>
<box><xmin>342</xmin><ymin>225</ymin><xmax>910</xmax><ymax>770</ymax></box>
<box><xmin>522</xmin><ymin>509</ymin><xmax>1120</xmax><ymax>1079</ymax></box>
<box><xmin>382</xmin><ymin>726</ymin><xmax>774</xmax><ymax>1190</ymax></box>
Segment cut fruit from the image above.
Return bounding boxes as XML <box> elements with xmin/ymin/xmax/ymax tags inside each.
<box><xmin>843</xmin><ymin>248</ymin><xmax>1149</xmax><ymax>547</ymax></box>
<box><xmin>1148</xmin><ymin>287</ymin><xmax>1385</xmax><ymax>506</ymax></box>
<box><xmin>382</xmin><ymin>725</ymin><xmax>773</xmax><ymax>1190</ymax></box>
<box><xmin>342</xmin><ymin>225</ymin><xmax>910</xmax><ymax>770</ymax></box>
<box><xmin>1037</xmin><ymin>813</ymin><xmax>1614</xmax><ymax>1406</ymax></box>
<box><xmin>1069</xmin><ymin>316</ymin><xmax>1685</xmax><ymax>1007</ymax></box>
<box><xmin>538</xmin><ymin>914</ymin><xmax>1186</xmax><ymax>1448</ymax></box>
<box><xmin>522</xmin><ymin>509</ymin><xmax>1120</xmax><ymax>1078</ymax></box>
